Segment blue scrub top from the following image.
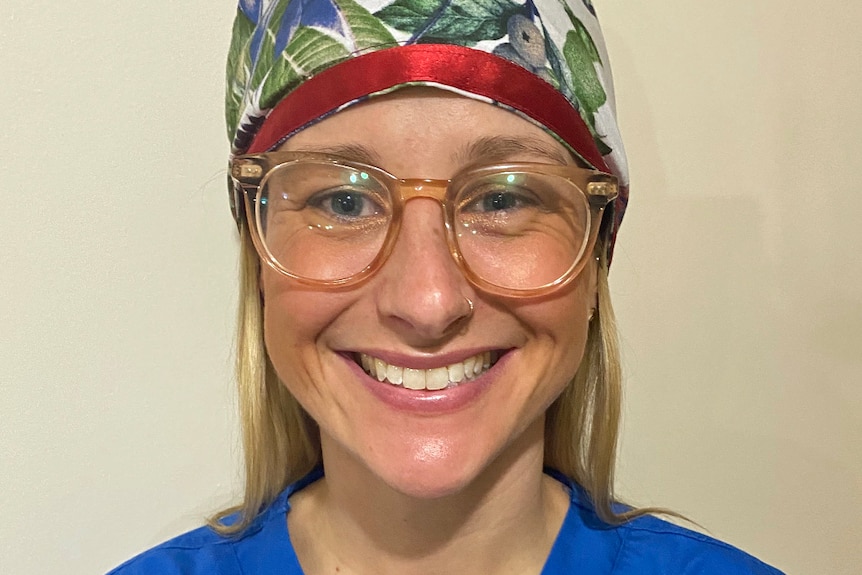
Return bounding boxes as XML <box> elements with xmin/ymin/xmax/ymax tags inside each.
<box><xmin>108</xmin><ymin>468</ymin><xmax>783</xmax><ymax>574</ymax></box>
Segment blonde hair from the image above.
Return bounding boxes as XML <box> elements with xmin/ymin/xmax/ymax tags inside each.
<box><xmin>211</xmin><ymin>228</ymin><xmax>652</xmax><ymax>534</ymax></box>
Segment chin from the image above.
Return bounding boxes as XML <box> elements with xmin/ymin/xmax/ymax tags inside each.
<box><xmin>377</xmin><ymin>460</ymin><xmax>482</xmax><ymax>500</ymax></box>
<box><xmin>355</xmin><ymin>429</ymin><xmax>514</xmax><ymax>500</ymax></box>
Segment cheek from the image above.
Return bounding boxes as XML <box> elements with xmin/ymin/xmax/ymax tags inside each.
<box><xmin>547</xmin><ymin>315</ymin><xmax>589</xmax><ymax>391</ymax></box>
<box><xmin>522</xmin><ymin>280</ymin><xmax>593</xmax><ymax>385</ymax></box>
<box><xmin>558</xmin><ymin>291</ymin><xmax>593</xmax><ymax>371</ymax></box>
<box><xmin>262</xmin><ymin>297</ymin><xmax>305</xmax><ymax>395</ymax></box>
<box><xmin>521</xmin><ymin>274</ymin><xmax>592</xmax><ymax>333</ymax></box>
<box><xmin>260</xmin><ymin>272</ymin><xmax>347</xmax><ymax>386</ymax></box>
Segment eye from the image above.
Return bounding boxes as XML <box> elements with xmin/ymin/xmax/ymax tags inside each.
<box><xmin>478</xmin><ymin>190</ymin><xmax>528</xmax><ymax>212</ymax></box>
<box><xmin>461</xmin><ymin>180</ymin><xmax>539</xmax><ymax>215</ymax></box>
<box><xmin>325</xmin><ymin>191</ymin><xmax>370</xmax><ymax>217</ymax></box>
<box><xmin>308</xmin><ymin>188</ymin><xmax>385</xmax><ymax>220</ymax></box>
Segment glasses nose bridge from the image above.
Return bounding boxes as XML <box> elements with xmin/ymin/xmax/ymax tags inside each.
<box><xmin>396</xmin><ymin>178</ymin><xmax>451</xmax><ymax>207</ymax></box>
<box><xmin>387</xmin><ymin>177</ymin><xmax>460</xmax><ymax>273</ymax></box>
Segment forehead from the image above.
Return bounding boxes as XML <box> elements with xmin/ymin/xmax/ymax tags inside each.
<box><xmin>278</xmin><ymin>87</ymin><xmax>575</xmax><ymax>174</ymax></box>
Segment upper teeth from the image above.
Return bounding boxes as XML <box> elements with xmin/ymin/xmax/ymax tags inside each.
<box><xmin>358</xmin><ymin>351</ymin><xmax>496</xmax><ymax>390</ymax></box>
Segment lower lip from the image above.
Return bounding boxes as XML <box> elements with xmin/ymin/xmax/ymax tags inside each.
<box><xmin>341</xmin><ymin>352</ymin><xmax>510</xmax><ymax>415</ymax></box>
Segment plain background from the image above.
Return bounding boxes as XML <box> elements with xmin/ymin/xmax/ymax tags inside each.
<box><xmin>1</xmin><ymin>1</ymin><xmax>859</xmax><ymax>573</ymax></box>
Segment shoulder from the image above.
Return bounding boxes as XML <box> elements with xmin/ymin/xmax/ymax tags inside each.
<box><xmin>106</xmin><ymin>524</ymin><xmax>244</xmax><ymax>575</ymax></box>
<box><xmin>546</xmin><ymin>470</ymin><xmax>784</xmax><ymax>575</ymax></box>
<box><xmin>610</xmin><ymin>514</ymin><xmax>784</xmax><ymax>575</ymax></box>
<box><xmin>107</xmin><ymin>469</ymin><xmax>321</xmax><ymax>575</ymax></box>
<box><xmin>106</xmin><ymin>470</ymin><xmax>323</xmax><ymax>575</ymax></box>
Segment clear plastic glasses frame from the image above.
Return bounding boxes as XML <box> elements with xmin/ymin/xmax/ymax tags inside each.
<box><xmin>229</xmin><ymin>151</ymin><xmax>618</xmax><ymax>298</ymax></box>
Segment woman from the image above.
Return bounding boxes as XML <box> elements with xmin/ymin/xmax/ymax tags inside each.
<box><xmin>111</xmin><ymin>0</ymin><xmax>782</xmax><ymax>573</ymax></box>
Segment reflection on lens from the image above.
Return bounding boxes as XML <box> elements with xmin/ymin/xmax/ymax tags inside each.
<box><xmin>454</xmin><ymin>172</ymin><xmax>589</xmax><ymax>290</ymax></box>
<box><xmin>257</xmin><ymin>162</ymin><xmax>393</xmax><ymax>281</ymax></box>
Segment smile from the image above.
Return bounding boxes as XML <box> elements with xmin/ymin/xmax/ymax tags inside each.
<box><xmin>356</xmin><ymin>351</ymin><xmax>502</xmax><ymax>391</ymax></box>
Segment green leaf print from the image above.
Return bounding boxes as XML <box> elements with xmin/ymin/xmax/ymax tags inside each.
<box><xmin>334</xmin><ymin>0</ymin><xmax>398</xmax><ymax>50</ymax></box>
<box><xmin>561</xmin><ymin>7</ymin><xmax>605</xmax><ymax>131</ymax></box>
<box><xmin>248</xmin><ymin>1</ymin><xmax>291</xmax><ymax>93</ymax></box>
<box><xmin>563</xmin><ymin>29</ymin><xmax>605</xmax><ymax>121</ymax></box>
<box><xmin>225</xmin><ymin>10</ymin><xmax>256</xmax><ymax>140</ymax></box>
<box><xmin>375</xmin><ymin>0</ymin><xmax>522</xmax><ymax>46</ymax></box>
<box><xmin>259</xmin><ymin>26</ymin><xmax>350</xmax><ymax>110</ymax></box>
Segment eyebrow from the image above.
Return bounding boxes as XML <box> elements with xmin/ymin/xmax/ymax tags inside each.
<box><xmin>290</xmin><ymin>143</ymin><xmax>384</xmax><ymax>165</ymax></box>
<box><xmin>291</xmin><ymin>136</ymin><xmax>576</xmax><ymax>168</ymax></box>
<box><xmin>457</xmin><ymin>136</ymin><xmax>574</xmax><ymax>166</ymax></box>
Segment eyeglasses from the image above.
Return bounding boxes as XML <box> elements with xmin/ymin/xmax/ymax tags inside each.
<box><xmin>229</xmin><ymin>152</ymin><xmax>617</xmax><ymax>297</ymax></box>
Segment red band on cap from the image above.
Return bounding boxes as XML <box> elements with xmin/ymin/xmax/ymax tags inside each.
<box><xmin>246</xmin><ymin>44</ymin><xmax>608</xmax><ymax>173</ymax></box>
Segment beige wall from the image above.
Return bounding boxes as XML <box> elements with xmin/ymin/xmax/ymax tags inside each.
<box><xmin>1</xmin><ymin>1</ymin><xmax>859</xmax><ymax>574</ymax></box>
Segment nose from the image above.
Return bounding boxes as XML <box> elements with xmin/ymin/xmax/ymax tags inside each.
<box><xmin>374</xmin><ymin>198</ymin><xmax>474</xmax><ymax>344</ymax></box>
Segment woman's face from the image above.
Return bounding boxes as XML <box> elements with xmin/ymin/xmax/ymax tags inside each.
<box><xmin>262</xmin><ymin>88</ymin><xmax>596</xmax><ymax>498</ymax></box>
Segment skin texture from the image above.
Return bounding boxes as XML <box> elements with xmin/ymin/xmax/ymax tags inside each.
<box><xmin>261</xmin><ymin>88</ymin><xmax>597</xmax><ymax>574</ymax></box>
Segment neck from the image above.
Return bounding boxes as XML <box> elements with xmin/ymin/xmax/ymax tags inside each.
<box><xmin>288</xmin><ymin>419</ymin><xmax>569</xmax><ymax>575</ymax></box>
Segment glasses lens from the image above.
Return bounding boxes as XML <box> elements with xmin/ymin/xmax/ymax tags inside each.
<box><xmin>256</xmin><ymin>161</ymin><xmax>393</xmax><ymax>281</ymax></box>
<box><xmin>453</xmin><ymin>170</ymin><xmax>590</xmax><ymax>290</ymax></box>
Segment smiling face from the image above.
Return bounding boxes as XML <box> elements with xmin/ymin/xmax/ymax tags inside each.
<box><xmin>260</xmin><ymin>88</ymin><xmax>597</xmax><ymax>499</ymax></box>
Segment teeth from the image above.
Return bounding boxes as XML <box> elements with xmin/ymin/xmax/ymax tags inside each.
<box><xmin>426</xmin><ymin>367</ymin><xmax>449</xmax><ymax>391</ymax></box>
<box><xmin>374</xmin><ymin>358</ymin><xmax>387</xmax><ymax>383</ymax></box>
<box><xmin>463</xmin><ymin>355</ymin><xmax>476</xmax><ymax>377</ymax></box>
<box><xmin>386</xmin><ymin>363</ymin><xmax>403</xmax><ymax>385</ymax></box>
<box><xmin>403</xmin><ymin>368</ymin><xmax>425</xmax><ymax>390</ymax></box>
<box><xmin>447</xmin><ymin>362</ymin><xmax>465</xmax><ymax>385</ymax></box>
<box><xmin>358</xmin><ymin>351</ymin><xmax>499</xmax><ymax>390</ymax></box>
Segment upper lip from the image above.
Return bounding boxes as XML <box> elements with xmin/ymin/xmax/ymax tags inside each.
<box><xmin>345</xmin><ymin>348</ymin><xmax>509</xmax><ymax>370</ymax></box>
